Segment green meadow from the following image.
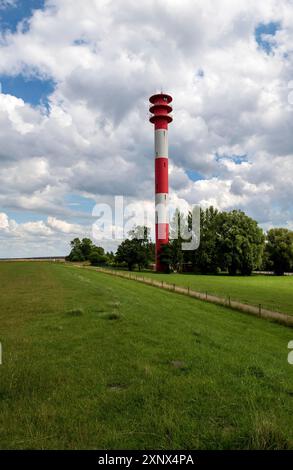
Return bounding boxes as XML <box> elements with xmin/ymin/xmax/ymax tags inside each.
<box><xmin>110</xmin><ymin>270</ymin><xmax>293</xmax><ymax>315</ymax></box>
<box><xmin>0</xmin><ymin>262</ymin><xmax>292</xmax><ymax>449</ymax></box>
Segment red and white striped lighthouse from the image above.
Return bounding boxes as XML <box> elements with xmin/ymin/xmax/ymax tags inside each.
<box><xmin>149</xmin><ymin>93</ymin><xmax>173</xmax><ymax>272</ymax></box>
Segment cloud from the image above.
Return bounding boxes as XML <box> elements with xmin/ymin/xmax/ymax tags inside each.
<box><xmin>0</xmin><ymin>212</ymin><xmax>87</xmax><ymax>238</ymax></box>
<box><xmin>0</xmin><ymin>211</ymin><xmax>91</xmax><ymax>257</ymax></box>
<box><xmin>0</xmin><ymin>212</ymin><xmax>9</xmax><ymax>228</ymax></box>
<box><xmin>0</xmin><ymin>0</ymin><xmax>293</xmax><ymax>256</ymax></box>
<box><xmin>47</xmin><ymin>216</ymin><xmax>84</xmax><ymax>234</ymax></box>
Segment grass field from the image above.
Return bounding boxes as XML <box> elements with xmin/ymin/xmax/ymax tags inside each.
<box><xmin>110</xmin><ymin>270</ymin><xmax>293</xmax><ymax>316</ymax></box>
<box><xmin>0</xmin><ymin>261</ymin><xmax>293</xmax><ymax>450</ymax></box>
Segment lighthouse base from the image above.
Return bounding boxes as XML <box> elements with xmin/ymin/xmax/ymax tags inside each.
<box><xmin>155</xmin><ymin>223</ymin><xmax>169</xmax><ymax>272</ymax></box>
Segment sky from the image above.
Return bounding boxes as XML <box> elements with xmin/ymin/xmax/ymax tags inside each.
<box><xmin>0</xmin><ymin>0</ymin><xmax>293</xmax><ymax>258</ymax></box>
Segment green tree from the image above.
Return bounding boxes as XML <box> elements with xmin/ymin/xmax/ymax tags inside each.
<box><xmin>67</xmin><ymin>238</ymin><xmax>107</xmax><ymax>264</ymax></box>
<box><xmin>115</xmin><ymin>226</ymin><xmax>153</xmax><ymax>271</ymax></box>
<box><xmin>66</xmin><ymin>238</ymin><xmax>85</xmax><ymax>262</ymax></box>
<box><xmin>106</xmin><ymin>251</ymin><xmax>116</xmax><ymax>265</ymax></box>
<box><xmin>169</xmin><ymin>210</ymin><xmax>186</xmax><ymax>272</ymax></box>
<box><xmin>80</xmin><ymin>238</ymin><xmax>95</xmax><ymax>260</ymax></box>
<box><xmin>189</xmin><ymin>207</ymin><xmax>220</xmax><ymax>273</ymax></box>
<box><xmin>88</xmin><ymin>247</ymin><xmax>108</xmax><ymax>266</ymax></box>
<box><xmin>265</xmin><ymin>228</ymin><xmax>293</xmax><ymax>275</ymax></box>
<box><xmin>217</xmin><ymin>210</ymin><xmax>264</xmax><ymax>275</ymax></box>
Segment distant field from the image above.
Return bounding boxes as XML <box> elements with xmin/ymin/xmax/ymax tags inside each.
<box><xmin>0</xmin><ymin>262</ymin><xmax>293</xmax><ymax>450</ymax></box>
<box><xmin>110</xmin><ymin>271</ymin><xmax>293</xmax><ymax>316</ymax></box>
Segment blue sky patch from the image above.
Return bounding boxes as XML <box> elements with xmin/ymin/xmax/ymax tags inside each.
<box><xmin>5</xmin><ymin>209</ymin><xmax>47</xmax><ymax>224</ymax></box>
<box><xmin>0</xmin><ymin>74</ymin><xmax>55</xmax><ymax>106</ymax></box>
<box><xmin>6</xmin><ymin>193</ymin><xmax>96</xmax><ymax>225</ymax></box>
<box><xmin>0</xmin><ymin>0</ymin><xmax>45</xmax><ymax>33</ymax></box>
<box><xmin>215</xmin><ymin>154</ymin><xmax>248</xmax><ymax>165</ymax></box>
<box><xmin>255</xmin><ymin>21</ymin><xmax>280</xmax><ymax>54</ymax></box>
<box><xmin>186</xmin><ymin>170</ymin><xmax>205</xmax><ymax>181</ymax></box>
<box><xmin>73</xmin><ymin>38</ymin><xmax>90</xmax><ymax>46</ymax></box>
<box><xmin>196</xmin><ymin>69</ymin><xmax>205</xmax><ymax>78</ymax></box>
<box><xmin>65</xmin><ymin>194</ymin><xmax>96</xmax><ymax>215</ymax></box>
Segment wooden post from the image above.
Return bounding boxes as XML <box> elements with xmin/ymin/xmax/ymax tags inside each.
<box><xmin>228</xmin><ymin>296</ymin><xmax>231</xmax><ymax>307</ymax></box>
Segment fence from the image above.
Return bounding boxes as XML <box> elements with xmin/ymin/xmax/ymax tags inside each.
<box><xmin>75</xmin><ymin>266</ymin><xmax>293</xmax><ymax>328</ymax></box>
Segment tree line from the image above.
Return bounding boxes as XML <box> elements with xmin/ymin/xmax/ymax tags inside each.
<box><xmin>66</xmin><ymin>207</ymin><xmax>293</xmax><ymax>276</ymax></box>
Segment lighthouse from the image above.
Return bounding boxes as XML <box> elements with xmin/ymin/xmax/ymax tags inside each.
<box><xmin>149</xmin><ymin>93</ymin><xmax>173</xmax><ymax>272</ymax></box>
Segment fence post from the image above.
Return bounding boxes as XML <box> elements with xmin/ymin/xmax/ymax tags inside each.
<box><xmin>173</xmin><ymin>284</ymin><xmax>176</xmax><ymax>292</ymax></box>
<box><xmin>228</xmin><ymin>296</ymin><xmax>231</xmax><ymax>307</ymax></box>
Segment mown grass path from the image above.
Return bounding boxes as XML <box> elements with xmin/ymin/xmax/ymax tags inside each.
<box><xmin>0</xmin><ymin>262</ymin><xmax>293</xmax><ymax>449</ymax></box>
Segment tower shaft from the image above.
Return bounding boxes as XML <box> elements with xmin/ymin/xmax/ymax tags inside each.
<box><xmin>149</xmin><ymin>93</ymin><xmax>173</xmax><ymax>272</ymax></box>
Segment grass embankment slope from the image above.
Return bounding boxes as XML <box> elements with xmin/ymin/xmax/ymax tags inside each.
<box><xmin>0</xmin><ymin>262</ymin><xmax>292</xmax><ymax>450</ymax></box>
<box><xmin>111</xmin><ymin>270</ymin><xmax>293</xmax><ymax>316</ymax></box>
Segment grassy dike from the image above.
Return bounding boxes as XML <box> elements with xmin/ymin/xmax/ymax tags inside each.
<box><xmin>0</xmin><ymin>262</ymin><xmax>292</xmax><ymax>449</ymax></box>
<box><xmin>103</xmin><ymin>269</ymin><xmax>293</xmax><ymax>316</ymax></box>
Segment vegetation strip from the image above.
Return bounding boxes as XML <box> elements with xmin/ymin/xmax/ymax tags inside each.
<box><xmin>77</xmin><ymin>266</ymin><xmax>293</xmax><ymax>328</ymax></box>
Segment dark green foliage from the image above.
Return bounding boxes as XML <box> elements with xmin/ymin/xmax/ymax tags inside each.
<box><xmin>169</xmin><ymin>207</ymin><xmax>264</xmax><ymax>275</ymax></box>
<box><xmin>66</xmin><ymin>238</ymin><xmax>111</xmax><ymax>266</ymax></box>
<box><xmin>169</xmin><ymin>210</ymin><xmax>186</xmax><ymax>272</ymax></box>
<box><xmin>67</xmin><ymin>210</ymin><xmax>291</xmax><ymax>278</ymax></box>
<box><xmin>188</xmin><ymin>207</ymin><xmax>220</xmax><ymax>274</ymax></box>
<box><xmin>115</xmin><ymin>226</ymin><xmax>154</xmax><ymax>271</ymax></box>
<box><xmin>216</xmin><ymin>210</ymin><xmax>264</xmax><ymax>275</ymax></box>
<box><xmin>88</xmin><ymin>247</ymin><xmax>108</xmax><ymax>266</ymax></box>
<box><xmin>264</xmin><ymin>228</ymin><xmax>293</xmax><ymax>275</ymax></box>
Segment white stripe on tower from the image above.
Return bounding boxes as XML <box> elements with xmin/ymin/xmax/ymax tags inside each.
<box><xmin>155</xmin><ymin>128</ymin><xmax>168</xmax><ymax>227</ymax></box>
<box><xmin>155</xmin><ymin>193</ymin><xmax>169</xmax><ymax>224</ymax></box>
<box><xmin>155</xmin><ymin>129</ymin><xmax>168</xmax><ymax>158</ymax></box>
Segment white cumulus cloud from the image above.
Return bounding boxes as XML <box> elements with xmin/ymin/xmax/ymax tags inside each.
<box><xmin>0</xmin><ymin>0</ymin><xmax>293</xmax><ymax>256</ymax></box>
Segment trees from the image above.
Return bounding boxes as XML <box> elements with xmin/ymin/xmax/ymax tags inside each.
<box><xmin>66</xmin><ymin>213</ymin><xmax>293</xmax><ymax>277</ymax></box>
<box><xmin>67</xmin><ymin>238</ymin><xmax>95</xmax><ymax>262</ymax></box>
<box><xmin>115</xmin><ymin>226</ymin><xmax>154</xmax><ymax>271</ymax></box>
<box><xmin>172</xmin><ymin>207</ymin><xmax>264</xmax><ymax>275</ymax></box>
<box><xmin>190</xmin><ymin>207</ymin><xmax>220</xmax><ymax>274</ymax></box>
<box><xmin>79</xmin><ymin>238</ymin><xmax>95</xmax><ymax>260</ymax></box>
<box><xmin>116</xmin><ymin>239</ymin><xmax>139</xmax><ymax>271</ymax></box>
<box><xmin>67</xmin><ymin>238</ymin><xmax>109</xmax><ymax>265</ymax></box>
<box><xmin>265</xmin><ymin>228</ymin><xmax>293</xmax><ymax>275</ymax></box>
<box><xmin>67</xmin><ymin>238</ymin><xmax>85</xmax><ymax>262</ymax></box>
<box><xmin>169</xmin><ymin>210</ymin><xmax>186</xmax><ymax>272</ymax></box>
<box><xmin>216</xmin><ymin>210</ymin><xmax>264</xmax><ymax>275</ymax></box>
<box><xmin>88</xmin><ymin>247</ymin><xmax>108</xmax><ymax>266</ymax></box>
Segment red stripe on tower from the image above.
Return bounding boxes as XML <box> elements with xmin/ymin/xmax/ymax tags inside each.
<box><xmin>149</xmin><ymin>93</ymin><xmax>173</xmax><ymax>272</ymax></box>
